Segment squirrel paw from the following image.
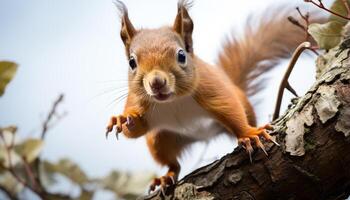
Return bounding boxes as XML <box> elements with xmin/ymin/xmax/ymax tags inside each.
<box><xmin>148</xmin><ymin>173</ymin><xmax>176</xmax><ymax>195</ymax></box>
<box><xmin>105</xmin><ymin>115</ymin><xmax>135</xmax><ymax>139</ymax></box>
<box><xmin>238</xmin><ymin>124</ymin><xmax>278</xmax><ymax>162</ymax></box>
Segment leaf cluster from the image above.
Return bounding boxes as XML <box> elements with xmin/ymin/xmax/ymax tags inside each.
<box><xmin>0</xmin><ymin>61</ymin><xmax>155</xmax><ymax>200</ymax></box>
<box><xmin>308</xmin><ymin>0</ymin><xmax>350</xmax><ymax>50</ymax></box>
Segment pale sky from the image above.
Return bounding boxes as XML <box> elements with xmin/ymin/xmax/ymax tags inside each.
<box><xmin>0</xmin><ymin>0</ymin><xmax>330</xmax><ymax>196</ymax></box>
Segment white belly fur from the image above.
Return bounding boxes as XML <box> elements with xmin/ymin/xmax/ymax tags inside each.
<box><xmin>145</xmin><ymin>96</ymin><xmax>224</xmax><ymax>140</ymax></box>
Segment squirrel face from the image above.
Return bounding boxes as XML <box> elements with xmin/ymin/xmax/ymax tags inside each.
<box><xmin>117</xmin><ymin>1</ymin><xmax>195</xmax><ymax>103</ymax></box>
<box><xmin>127</xmin><ymin>28</ymin><xmax>197</xmax><ymax>103</ymax></box>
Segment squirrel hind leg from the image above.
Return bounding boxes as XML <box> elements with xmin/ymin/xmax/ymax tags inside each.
<box><xmin>146</xmin><ymin>130</ymin><xmax>192</xmax><ymax>193</ymax></box>
<box><xmin>148</xmin><ymin>163</ymin><xmax>180</xmax><ymax>195</ymax></box>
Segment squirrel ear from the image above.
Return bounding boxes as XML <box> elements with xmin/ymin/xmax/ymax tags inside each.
<box><xmin>115</xmin><ymin>1</ymin><xmax>136</xmax><ymax>50</ymax></box>
<box><xmin>173</xmin><ymin>0</ymin><xmax>194</xmax><ymax>53</ymax></box>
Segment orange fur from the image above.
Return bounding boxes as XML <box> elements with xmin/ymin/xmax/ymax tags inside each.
<box><xmin>217</xmin><ymin>6</ymin><xmax>325</xmax><ymax>97</ymax></box>
<box><xmin>120</xmin><ymin>94</ymin><xmax>148</xmax><ymax>138</ymax></box>
<box><xmin>106</xmin><ymin>1</ymin><xmax>325</xmax><ymax>189</ymax></box>
<box><xmin>146</xmin><ymin>131</ymin><xmax>193</xmax><ymax>179</ymax></box>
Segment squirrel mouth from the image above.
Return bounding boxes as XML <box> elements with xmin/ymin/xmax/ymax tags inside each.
<box><xmin>152</xmin><ymin>92</ymin><xmax>173</xmax><ymax>101</ymax></box>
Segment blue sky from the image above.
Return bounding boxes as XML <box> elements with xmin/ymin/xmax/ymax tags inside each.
<box><xmin>0</xmin><ymin>0</ymin><xmax>328</xmax><ymax>188</ymax></box>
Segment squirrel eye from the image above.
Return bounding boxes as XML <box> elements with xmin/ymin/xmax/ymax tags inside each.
<box><xmin>177</xmin><ymin>49</ymin><xmax>186</xmax><ymax>65</ymax></box>
<box><xmin>129</xmin><ymin>55</ymin><xmax>137</xmax><ymax>71</ymax></box>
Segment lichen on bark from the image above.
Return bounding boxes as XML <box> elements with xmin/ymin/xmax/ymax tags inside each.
<box><xmin>285</xmin><ymin>105</ymin><xmax>314</xmax><ymax>156</ymax></box>
<box><xmin>140</xmin><ymin>26</ymin><xmax>350</xmax><ymax>200</ymax></box>
<box><xmin>276</xmin><ymin>36</ymin><xmax>350</xmax><ymax>157</ymax></box>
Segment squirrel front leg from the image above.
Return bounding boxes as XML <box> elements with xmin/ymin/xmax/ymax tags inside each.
<box><xmin>106</xmin><ymin>94</ymin><xmax>148</xmax><ymax>139</ymax></box>
<box><xmin>194</xmin><ymin>65</ymin><xmax>276</xmax><ymax>157</ymax></box>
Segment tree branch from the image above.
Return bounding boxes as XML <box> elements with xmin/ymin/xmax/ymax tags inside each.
<box><xmin>0</xmin><ymin>94</ymin><xmax>73</xmax><ymax>200</ymax></box>
<box><xmin>306</xmin><ymin>0</ymin><xmax>350</xmax><ymax>20</ymax></box>
<box><xmin>41</xmin><ymin>94</ymin><xmax>64</xmax><ymax>139</ymax></box>
<box><xmin>141</xmin><ymin>40</ymin><xmax>350</xmax><ymax>200</ymax></box>
<box><xmin>273</xmin><ymin>42</ymin><xmax>311</xmax><ymax>120</ymax></box>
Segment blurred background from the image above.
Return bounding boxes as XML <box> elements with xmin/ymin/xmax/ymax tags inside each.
<box><xmin>0</xmin><ymin>0</ymin><xmax>333</xmax><ymax>199</ymax></box>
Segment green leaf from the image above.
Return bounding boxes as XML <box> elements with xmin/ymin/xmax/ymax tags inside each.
<box><xmin>0</xmin><ymin>125</ymin><xmax>18</xmax><ymax>148</ymax></box>
<box><xmin>308</xmin><ymin>21</ymin><xmax>344</xmax><ymax>50</ymax></box>
<box><xmin>42</xmin><ymin>158</ymin><xmax>88</xmax><ymax>185</ymax></box>
<box><xmin>0</xmin><ymin>147</ymin><xmax>21</xmax><ymax>172</ymax></box>
<box><xmin>0</xmin><ymin>61</ymin><xmax>18</xmax><ymax>96</ymax></box>
<box><xmin>0</xmin><ymin>172</ymin><xmax>23</xmax><ymax>195</ymax></box>
<box><xmin>0</xmin><ymin>126</ymin><xmax>21</xmax><ymax>171</ymax></box>
<box><xmin>0</xmin><ymin>126</ymin><xmax>17</xmax><ymax>135</ymax></box>
<box><xmin>41</xmin><ymin>161</ymin><xmax>58</xmax><ymax>186</ymax></box>
<box><xmin>14</xmin><ymin>138</ymin><xmax>44</xmax><ymax>163</ymax></box>
<box><xmin>329</xmin><ymin>0</ymin><xmax>350</xmax><ymax>24</ymax></box>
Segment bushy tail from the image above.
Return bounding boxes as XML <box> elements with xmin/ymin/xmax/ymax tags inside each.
<box><xmin>217</xmin><ymin>7</ymin><xmax>325</xmax><ymax>97</ymax></box>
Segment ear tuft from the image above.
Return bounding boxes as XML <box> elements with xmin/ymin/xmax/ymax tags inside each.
<box><xmin>177</xmin><ymin>0</ymin><xmax>194</xmax><ymax>11</ymax></box>
<box><xmin>114</xmin><ymin>0</ymin><xmax>136</xmax><ymax>53</ymax></box>
<box><xmin>114</xmin><ymin>0</ymin><xmax>128</xmax><ymax>18</ymax></box>
<box><xmin>173</xmin><ymin>0</ymin><xmax>194</xmax><ymax>53</ymax></box>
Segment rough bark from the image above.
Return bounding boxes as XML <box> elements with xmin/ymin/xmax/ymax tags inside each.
<box><xmin>139</xmin><ymin>39</ymin><xmax>350</xmax><ymax>200</ymax></box>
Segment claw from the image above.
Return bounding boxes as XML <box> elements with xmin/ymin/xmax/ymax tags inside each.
<box><xmin>126</xmin><ymin>116</ymin><xmax>133</xmax><ymax>125</ymax></box>
<box><xmin>248</xmin><ymin>149</ymin><xmax>253</xmax><ymax>163</ymax></box>
<box><xmin>148</xmin><ymin>185</ymin><xmax>155</xmax><ymax>194</ymax></box>
<box><xmin>252</xmin><ymin>135</ymin><xmax>268</xmax><ymax>156</ymax></box>
<box><xmin>160</xmin><ymin>187</ymin><xmax>166</xmax><ymax>197</ymax></box>
<box><xmin>126</xmin><ymin>115</ymin><xmax>135</xmax><ymax>130</ymax></box>
<box><xmin>115</xmin><ymin>132</ymin><xmax>119</xmax><ymax>140</ymax></box>
<box><xmin>260</xmin><ymin>144</ymin><xmax>268</xmax><ymax>156</ymax></box>
<box><xmin>148</xmin><ymin>178</ymin><xmax>160</xmax><ymax>194</ymax></box>
<box><xmin>116</xmin><ymin>115</ymin><xmax>122</xmax><ymax>133</ymax></box>
<box><xmin>239</xmin><ymin>138</ymin><xmax>254</xmax><ymax>162</ymax></box>
<box><xmin>169</xmin><ymin>175</ymin><xmax>175</xmax><ymax>184</ymax></box>
<box><xmin>238</xmin><ymin>124</ymin><xmax>278</xmax><ymax>160</ymax></box>
<box><xmin>270</xmin><ymin>136</ymin><xmax>280</xmax><ymax>146</ymax></box>
<box><xmin>148</xmin><ymin>175</ymin><xmax>176</xmax><ymax>195</ymax></box>
<box><xmin>105</xmin><ymin>130</ymin><xmax>109</xmax><ymax>139</ymax></box>
<box><xmin>261</xmin><ymin>129</ymin><xmax>280</xmax><ymax>146</ymax></box>
<box><xmin>106</xmin><ymin>116</ymin><xmax>117</xmax><ymax>140</ymax></box>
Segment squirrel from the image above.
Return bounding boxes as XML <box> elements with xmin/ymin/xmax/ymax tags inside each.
<box><xmin>106</xmin><ymin>0</ymin><xmax>315</xmax><ymax>192</ymax></box>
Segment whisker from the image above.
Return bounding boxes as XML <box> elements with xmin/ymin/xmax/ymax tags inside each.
<box><xmin>97</xmin><ymin>85</ymin><xmax>129</xmax><ymax>91</ymax></box>
<box><xmin>105</xmin><ymin>92</ymin><xmax>129</xmax><ymax>109</ymax></box>
<box><xmin>89</xmin><ymin>87</ymin><xmax>129</xmax><ymax>102</ymax></box>
<box><xmin>96</xmin><ymin>79</ymin><xmax>129</xmax><ymax>83</ymax></box>
<box><xmin>151</xmin><ymin>102</ymin><xmax>156</xmax><ymax>118</ymax></box>
<box><xmin>116</xmin><ymin>93</ymin><xmax>129</xmax><ymax>105</ymax></box>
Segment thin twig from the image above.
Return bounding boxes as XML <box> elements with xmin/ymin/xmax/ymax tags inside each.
<box><xmin>288</xmin><ymin>7</ymin><xmax>311</xmax><ymax>41</ymax></box>
<box><xmin>22</xmin><ymin>157</ymin><xmax>39</xmax><ymax>191</ymax></box>
<box><xmin>306</xmin><ymin>0</ymin><xmax>350</xmax><ymax>20</ymax></box>
<box><xmin>0</xmin><ymin>130</ymin><xmax>41</xmax><ymax>195</ymax></box>
<box><xmin>46</xmin><ymin>111</ymin><xmax>68</xmax><ymax>131</ymax></box>
<box><xmin>288</xmin><ymin>16</ymin><xmax>306</xmax><ymax>31</ymax></box>
<box><xmin>273</xmin><ymin>42</ymin><xmax>312</xmax><ymax>120</ymax></box>
<box><xmin>34</xmin><ymin>94</ymin><xmax>65</xmax><ymax>193</ymax></box>
<box><xmin>0</xmin><ymin>95</ymin><xmax>70</xmax><ymax>199</ymax></box>
<box><xmin>295</xmin><ymin>7</ymin><xmax>311</xmax><ymax>41</ymax></box>
<box><xmin>41</xmin><ymin>94</ymin><xmax>64</xmax><ymax>139</ymax></box>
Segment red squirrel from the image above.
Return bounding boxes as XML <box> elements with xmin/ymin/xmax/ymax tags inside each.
<box><xmin>106</xmin><ymin>0</ymin><xmax>310</xmax><ymax>192</ymax></box>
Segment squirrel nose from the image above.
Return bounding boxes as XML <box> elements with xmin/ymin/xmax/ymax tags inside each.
<box><xmin>150</xmin><ymin>77</ymin><xmax>166</xmax><ymax>92</ymax></box>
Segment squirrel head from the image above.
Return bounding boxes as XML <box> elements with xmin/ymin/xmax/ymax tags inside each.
<box><xmin>116</xmin><ymin>0</ymin><xmax>197</xmax><ymax>103</ymax></box>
